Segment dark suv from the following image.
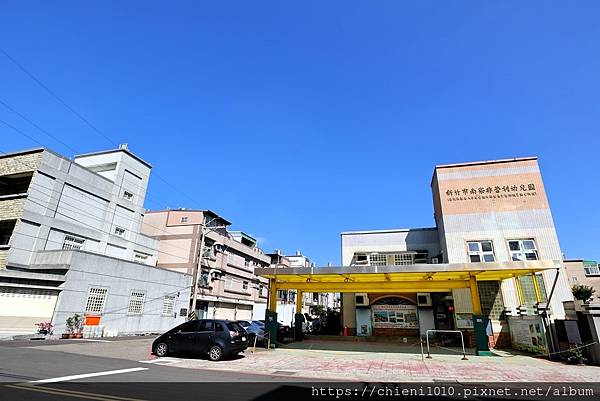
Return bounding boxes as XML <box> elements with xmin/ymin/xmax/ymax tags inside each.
<box><xmin>152</xmin><ymin>319</ymin><xmax>249</xmax><ymax>361</ymax></box>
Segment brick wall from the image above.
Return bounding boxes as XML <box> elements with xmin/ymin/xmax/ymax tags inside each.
<box><xmin>372</xmin><ymin>328</ymin><xmax>420</xmax><ymax>337</ymax></box>
<box><xmin>0</xmin><ymin>249</ymin><xmax>7</xmax><ymax>269</ymax></box>
<box><xmin>0</xmin><ymin>198</ymin><xmax>26</xmax><ymax>220</ymax></box>
<box><xmin>0</xmin><ymin>152</ymin><xmax>42</xmax><ymax>176</ymax></box>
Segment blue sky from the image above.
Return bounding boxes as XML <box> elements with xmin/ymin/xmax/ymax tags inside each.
<box><xmin>1</xmin><ymin>2</ymin><xmax>599</xmax><ymax>264</ymax></box>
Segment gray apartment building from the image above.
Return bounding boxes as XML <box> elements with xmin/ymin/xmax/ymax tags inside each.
<box><xmin>0</xmin><ymin>146</ymin><xmax>191</xmax><ymax>337</ymax></box>
<box><xmin>141</xmin><ymin>209</ymin><xmax>271</xmax><ymax>321</ymax></box>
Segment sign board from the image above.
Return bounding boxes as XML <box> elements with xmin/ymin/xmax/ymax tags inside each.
<box><xmin>455</xmin><ymin>313</ymin><xmax>474</xmax><ymax>329</ymax></box>
<box><xmin>372</xmin><ymin>304</ymin><xmax>418</xmax><ymax>329</ymax></box>
<box><xmin>508</xmin><ymin>315</ymin><xmax>548</xmax><ymax>354</ymax></box>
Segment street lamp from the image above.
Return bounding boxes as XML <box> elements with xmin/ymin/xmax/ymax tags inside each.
<box><xmin>189</xmin><ymin>216</ymin><xmax>227</xmax><ymax>319</ymax></box>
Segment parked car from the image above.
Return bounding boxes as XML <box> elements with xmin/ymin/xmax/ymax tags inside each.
<box><xmin>238</xmin><ymin>320</ymin><xmax>265</xmax><ymax>343</ymax></box>
<box><xmin>152</xmin><ymin>319</ymin><xmax>248</xmax><ymax>361</ymax></box>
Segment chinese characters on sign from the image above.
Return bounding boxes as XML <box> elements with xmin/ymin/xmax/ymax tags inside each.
<box><xmin>445</xmin><ymin>183</ymin><xmax>537</xmax><ymax>202</ymax></box>
<box><xmin>371</xmin><ymin>304</ymin><xmax>418</xmax><ymax>329</ymax></box>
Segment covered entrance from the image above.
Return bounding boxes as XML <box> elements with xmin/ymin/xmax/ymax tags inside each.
<box><xmin>255</xmin><ymin>260</ymin><xmax>555</xmax><ymax>351</ymax></box>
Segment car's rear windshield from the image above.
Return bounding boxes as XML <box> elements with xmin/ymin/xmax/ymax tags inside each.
<box><xmin>226</xmin><ymin>322</ymin><xmax>244</xmax><ymax>332</ymax></box>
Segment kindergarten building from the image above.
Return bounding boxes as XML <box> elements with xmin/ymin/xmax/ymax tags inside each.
<box><xmin>257</xmin><ymin>157</ymin><xmax>573</xmax><ymax>351</ymax></box>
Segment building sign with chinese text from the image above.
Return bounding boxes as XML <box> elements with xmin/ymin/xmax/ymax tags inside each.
<box><xmin>371</xmin><ymin>304</ymin><xmax>418</xmax><ymax>329</ymax></box>
<box><xmin>445</xmin><ymin>183</ymin><xmax>537</xmax><ymax>203</ymax></box>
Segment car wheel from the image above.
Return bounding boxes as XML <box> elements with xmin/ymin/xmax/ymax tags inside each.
<box><xmin>155</xmin><ymin>342</ymin><xmax>169</xmax><ymax>357</ymax></box>
<box><xmin>208</xmin><ymin>345</ymin><xmax>223</xmax><ymax>361</ymax></box>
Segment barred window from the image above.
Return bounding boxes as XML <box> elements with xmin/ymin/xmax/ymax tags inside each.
<box><xmin>162</xmin><ymin>295</ymin><xmax>175</xmax><ymax>316</ymax></box>
<box><xmin>123</xmin><ymin>191</ymin><xmax>134</xmax><ymax>201</ymax></box>
<box><xmin>370</xmin><ymin>254</ymin><xmax>387</xmax><ymax>266</ymax></box>
<box><xmin>114</xmin><ymin>227</ymin><xmax>126</xmax><ymax>237</ymax></box>
<box><xmin>63</xmin><ymin>234</ymin><xmax>85</xmax><ymax>250</ymax></box>
<box><xmin>85</xmin><ymin>287</ymin><xmax>108</xmax><ymax>314</ymax></box>
<box><xmin>127</xmin><ymin>291</ymin><xmax>145</xmax><ymax>315</ymax></box>
<box><xmin>394</xmin><ymin>253</ymin><xmax>414</xmax><ymax>265</ymax></box>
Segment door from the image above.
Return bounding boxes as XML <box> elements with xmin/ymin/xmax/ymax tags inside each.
<box><xmin>194</xmin><ymin>320</ymin><xmax>215</xmax><ymax>354</ymax></box>
<box><xmin>418</xmin><ymin>309</ymin><xmax>435</xmax><ymax>337</ymax></box>
<box><xmin>169</xmin><ymin>320</ymin><xmax>200</xmax><ymax>354</ymax></box>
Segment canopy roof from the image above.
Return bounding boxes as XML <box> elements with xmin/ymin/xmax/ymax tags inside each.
<box><xmin>255</xmin><ymin>260</ymin><xmax>558</xmax><ymax>293</ymax></box>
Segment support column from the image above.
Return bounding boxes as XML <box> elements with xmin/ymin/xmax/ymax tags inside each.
<box><xmin>268</xmin><ymin>279</ymin><xmax>277</xmax><ymax>312</ymax></box>
<box><xmin>514</xmin><ymin>276</ymin><xmax>524</xmax><ymax>306</ymax></box>
<box><xmin>470</xmin><ymin>275</ymin><xmax>482</xmax><ymax>315</ymax></box>
<box><xmin>296</xmin><ymin>290</ymin><xmax>303</xmax><ymax>314</ymax></box>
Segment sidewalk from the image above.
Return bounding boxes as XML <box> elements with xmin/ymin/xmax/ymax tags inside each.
<box><xmin>171</xmin><ymin>339</ymin><xmax>600</xmax><ymax>382</ymax></box>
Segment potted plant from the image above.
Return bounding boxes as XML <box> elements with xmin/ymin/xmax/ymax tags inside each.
<box><xmin>73</xmin><ymin>314</ymin><xmax>84</xmax><ymax>338</ymax></box>
<box><xmin>566</xmin><ymin>346</ymin><xmax>587</xmax><ymax>366</ymax></box>
<box><xmin>35</xmin><ymin>322</ymin><xmax>54</xmax><ymax>336</ymax></box>
<box><xmin>66</xmin><ymin>316</ymin><xmax>76</xmax><ymax>338</ymax></box>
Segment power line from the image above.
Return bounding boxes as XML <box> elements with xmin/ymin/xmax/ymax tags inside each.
<box><xmin>0</xmin><ymin>46</ymin><xmax>116</xmax><ymax>147</ymax></box>
<box><xmin>0</xmin><ymin>98</ymin><xmax>79</xmax><ymax>156</ymax></box>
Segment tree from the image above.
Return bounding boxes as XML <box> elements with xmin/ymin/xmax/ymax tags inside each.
<box><xmin>572</xmin><ymin>284</ymin><xmax>595</xmax><ymax>302</ymax></box>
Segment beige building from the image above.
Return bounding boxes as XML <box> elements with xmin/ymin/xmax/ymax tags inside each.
<box><xmin>565</xmin><ymin>260</ymin><xmax>600</xmax><ymax>300</ymax></box>
<box><xmin>141</xmin><ymin>209</ymin><xmax>270</xmax><ymax>321</ymax></box>
<box><xmin>335</xmin><ymin>157</ymin><xmax>572</xmax><ymax>351</ymax></box>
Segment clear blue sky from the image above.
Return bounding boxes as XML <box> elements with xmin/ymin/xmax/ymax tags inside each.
<box><xmin>1</xmin><ymin>2</ymin><xmax>599</xmax><ymax>265</ymax></box>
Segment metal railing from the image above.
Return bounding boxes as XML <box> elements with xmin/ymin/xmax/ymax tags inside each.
<box><xmin>425</xmin><ymin>329</ymin><xmax>468</xmax><ymax>360</ymax></box>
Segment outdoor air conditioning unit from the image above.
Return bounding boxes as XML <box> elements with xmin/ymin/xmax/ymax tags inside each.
<box><xmin>355</xmin><ymin>293</ymin><xmax>369</xmax><ymax>307</ymax></box>
<box><xmin>416</xmin><ymin>293</ymin><xmax>432</xmax><ymax>307</ymax></box>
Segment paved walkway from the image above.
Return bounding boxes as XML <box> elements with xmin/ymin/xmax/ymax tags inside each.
<box><xmin>169</xmin><ymin>339</ymin><xmax>600</xmax><ymax>382</ymax></box>
<box><xmin>24</xmin><ymin>337</ymin><xmax>600</xmax><ymax>382</ymax></box>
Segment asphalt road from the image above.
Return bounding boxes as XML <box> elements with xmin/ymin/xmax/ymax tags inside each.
<box><xmin>0</xmin><ymin>340</ymin><xmax>318</xmax><ymax>401</ymax></box>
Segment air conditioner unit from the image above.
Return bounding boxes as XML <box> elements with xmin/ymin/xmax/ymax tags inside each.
<box><xmin>416</xmin><ymin>292</ymin><xmax>432</xmax><ymax>307</ymax></box>
<box><xmin>355</xmin><ymin>293</ymin><xmax>369</xmax><ymax>307</ymax></box>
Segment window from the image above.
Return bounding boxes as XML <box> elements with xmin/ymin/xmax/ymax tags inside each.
<box><xmin>354</xmin><ymin>254</ymin><xmax>368</xmax><ymax>264</ymax></box>
<box><xmin>162</xmin><ymin>295</ymin><xmax>175</xmax><ymax>316</ymax></box>
<box><xmin>394</xmin><ymin>253</ymin><xmax>414</xmax><ymax>265</ymax></box>
<box><xmin>215</xmin><ymin>322</ymin><xmax>224</xmax><ymax>332</ymax></box>
<box><xmin>584</xmin><ymin>263</ymin><xmax>600</xmax><ymax>276</ymax></box>
<box><xmin>134</xmin><ymin>252</ymin><xmax>149</xmax><ymax>264</ymax></box>
<box><xmin>127</xmin><ymin>291</ymin><xmax>145</xmax><ymax>315</ymax></box>
<box><xmin>180</xmin><ymin>216</ymin><xmax>188</xmax><ymax>223</ymax></box>
<box><xmin>114</xmin><ymin>227</ymin><xmax>126</xmax><ymax>237</ymax></box>
<box><xmin>508</xmin><ymin>239</ymin><xmax>539</xmax><ymax>261</ymax></box>
<box><xmin>224</xmin><ymin>276</ymin><xmax>233</xmax><ymax>290</ymax></box>
<box><xmin>277</xmin><ymin>289</ymin><xmax>287</xmax><ymax>301</ymax></box>
<box><xmin>63</xmin><ymin>234</ymin><xmax>85</xmax><ymax>250</ymax></box>
<box><xmin>85</xmin><ymin>287</ymin><xmax>108</xmax><ymax>314</ymax></box>
<box><xmin>467</xmin><ymin>241</ymin><xmax>495</xmax><ymax>262</ymax></box>
<box><xmin>258</xmin><ymin>284</ymin><xmax>264</xmax><ymax>297</ymax></box>
<box><xmin>370</xmin><ymin>254</ymin><xmax>387</xmax><ymax>266</ymax></box>
<box><xmin>0</xmin><ymin>220</ymin><xmax>16</xmax><ymax>246</ymax></box>
<box><xmin>200</xmin><ymin>320</ymin><xmax>214</xmax><ymax>331</ymax></box>
<box><xmin>122</xmin><ymin>191</ymin><xmax>134</xmax><ymax>201</ymax></box>
<box><xmin>200</xmin><ymin>270</ymin><xmax>209</xmax><ymax>287</ymax></box>
<box><xmin>242</xmin><ymin>281</ymin><xmax>249</xmax><ymax>291</ymax></box>
<box><xmin>244</xmin><ymin>259</ymin><xmax>251</xmax><ymax>269</ymax></box>
<box><xmin>228</xmin><ymin>252</ymin><xmax>237</xmax><ymax>265</ymax></box>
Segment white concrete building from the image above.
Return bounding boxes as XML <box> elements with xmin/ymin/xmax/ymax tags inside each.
<box><xmin>0</xmin><ymin>146</ymin><xmax>191</xmax><ymax>337</ymax></box>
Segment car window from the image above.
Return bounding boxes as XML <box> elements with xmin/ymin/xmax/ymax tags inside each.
<box><xmin>198</xmin><ymin>320</ymin><xmax>214</xmax><ymax>331</ymax></box>
<box><xmin>215</xmin><ymin>322</ymin><xmax>224</xmax><ymax>332</ymax></box>
<box><xmin>226</xmin><ymin>322</ymin><xmax>244</xmax><ymax>332</ymax></box>
<box><xmin>176</xmin><ymin>321</ymin><xmax>199</xmax><ymax>333</ymax></box>
<box><xmin>239</xmin><ymin>321</ymin><xmax>250</xmax><ymax>327</ymax></box>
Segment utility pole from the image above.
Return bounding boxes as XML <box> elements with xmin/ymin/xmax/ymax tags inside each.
<box><xmin>189</xmin><ymin>224</ymin><xmax>206</xmax><ymax>319</ymax></box>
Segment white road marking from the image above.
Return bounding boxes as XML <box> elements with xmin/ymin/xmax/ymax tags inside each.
<box><xmin>29</xmin><ymin>367</ymin><xmax>148</xmax><ymax>383</ymax></box>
